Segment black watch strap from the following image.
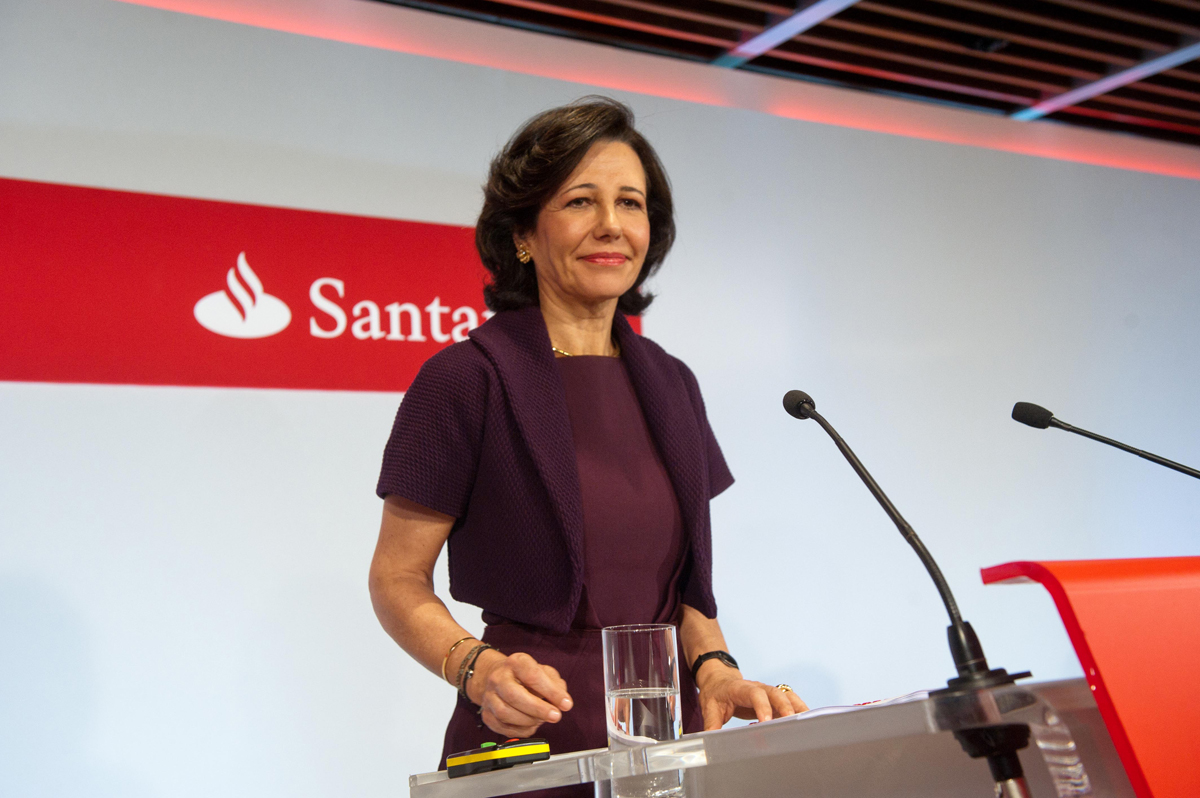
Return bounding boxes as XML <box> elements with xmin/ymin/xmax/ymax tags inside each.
<box><xmin>690</xmin><ymin>650</ymin><xmax>739</xmax><ymax>682</ymax></box>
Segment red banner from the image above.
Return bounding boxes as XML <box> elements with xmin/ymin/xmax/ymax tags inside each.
<box><xmin>1</xmin><ymin>177</ymin><xmax>497</xmax><ymax>392</ymax></box>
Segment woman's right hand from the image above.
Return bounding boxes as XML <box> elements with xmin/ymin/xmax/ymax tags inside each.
<box><xmin>467</xmin><ymin>650</ymin><xmax>574</xmax><ymax>738</ymax></box>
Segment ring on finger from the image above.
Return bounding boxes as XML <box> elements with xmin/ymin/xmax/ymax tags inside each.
<box><xmin>775</xmin><ymin>684</ymin><xmax>793</xmax><ymax>693</ymax></box>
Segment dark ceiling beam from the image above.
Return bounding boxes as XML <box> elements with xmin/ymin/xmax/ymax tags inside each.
<box><xmin>818</xmin><ymin>18</ymin><xmax>1200</xmax><ymax>106</ymax></box>
<box><xmin>790</xmin><ymin>32</ymin><xmax>1067</xmax><ymax>94</ymax></box>
<box><xmin>712</xmin><ymin>0</ymin><xmax>862</xmax><ymax>67</ymax></box>
<box><xmin>929</xmin><ymin>0</ymin><xmax>1177</xmax><ymax>53</ymax></box>
<box><xmin>854</xmin><ymin>2</ymin><xmax>1140</xmax><ymax>69</ymax></box>
<box><xmin>821</xmin><ymin>16</ymin><xmax>1100</xmax><ymax>81</ymax></box>
<box><xmin>762</xmin><ymin>47</ymin><xmax>1032</xmax><ymax>104</ymax></box>
<box><xmin>598</xmin><ymin>0</ymin><xmax>756</xmax><ymax>33</ymax></box>
<box><xmin>1038</xmin><ymin>0</ymin><xmax>1200</xmax><ymax>39</ymax></box>
<box><xmin>1093</xmin><ymin>91</ymin><xmax>1200</xmax><ymax>124</ymax></box>
<box><xmin>1131</xmin><ymin>79</ymin><xmax>1200</xmax><ymax>106</ymax></box>
<box><xmin>1013</xmin><ymin>40</ymin><xmax>1200</xmax><ymax>120</ymax></box>
<box><xmin>1164</xmin><ymin>65</ymin><xmax>1200</xmax><ymax>86</ymax></box>
<box><xmin>480</xmin><ymin>0</ymin><xmax>737</xmax><ymax>47</ymax></box>
<box><xmin>709</xmin><ymin>0</ymin><xmax>794</xmax><ymax>14</ymax></box>
<box><xmin>1059</xmin><ymin>103</ymin><xmax>1200</xmax><ymax>138</ymax></box>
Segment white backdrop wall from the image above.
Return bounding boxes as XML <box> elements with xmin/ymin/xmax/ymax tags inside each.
<box><xmin>2</xmin><ymin>0</ymin><xmax>1199</xmax><ymax>795</ymax></box>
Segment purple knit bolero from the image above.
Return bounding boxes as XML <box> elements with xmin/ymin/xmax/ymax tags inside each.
<box><xmin>376</xmin><ymin>307</ymin><xmax>734</xmax><ymax>634</ymax></box>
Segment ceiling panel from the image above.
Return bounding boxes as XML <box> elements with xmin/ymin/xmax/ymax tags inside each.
<box><xmin>374</xmin><ymin>0</ymin><xmax>1200</xmax><ymax>147</ymax></box>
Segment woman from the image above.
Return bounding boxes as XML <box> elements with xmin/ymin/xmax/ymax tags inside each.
<box><xmin>369</xmin><ymin>98</ymin><xmax>806</xmax><ymax>785</ymax></box>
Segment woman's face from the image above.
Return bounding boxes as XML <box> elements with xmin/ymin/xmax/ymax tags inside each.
<box><xmin>519</xmin><ymin>140</ymin><xmax>650</xmax><ymax>310</ymax></box>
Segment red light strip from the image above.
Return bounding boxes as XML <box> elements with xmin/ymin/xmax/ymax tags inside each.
<box><xmin>114</xmin><ymin>0</ymin><xmax>1200</xmax><ymax>181</ymax></box>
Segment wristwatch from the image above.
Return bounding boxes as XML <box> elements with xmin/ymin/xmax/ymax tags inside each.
<box><xmin>690</xmin><ymin>650</ymin><xmax>739</xmax><ymax>682</ymax></box>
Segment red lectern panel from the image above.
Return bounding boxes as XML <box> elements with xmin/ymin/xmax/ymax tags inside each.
<box><xmin>981</xmin><ymin>558</ymin><xmax>1200</xmax><ymax>798</ymax></box>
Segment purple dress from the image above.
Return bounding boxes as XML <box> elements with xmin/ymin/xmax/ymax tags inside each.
<box><xmin>376</xmin><ymin>308</ymin><xmax>732</xmax><ymax>632</ymax></box>
<box><xmin>439</xmin><ymin>356</ymin><xmax>705</xmax><ymax>795</ymax></box>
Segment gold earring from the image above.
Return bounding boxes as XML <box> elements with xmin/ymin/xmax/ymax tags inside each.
<box><xmin>516</xmin><ymin>245</ymin><xmax>531</xmax><ymax>264</ymax></box>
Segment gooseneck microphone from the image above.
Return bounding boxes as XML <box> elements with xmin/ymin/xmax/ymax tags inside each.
<box><xmin>1012</xmin><ymin>402</ymin><xmax>1200</xmax><ymax>480</ymax></box>
<box><xmin>784</xmin><ymin>390</ymin><xmax>1033</xmax><ymax>798</ymax></box>
<box><xmin>782</xmin><ymin>391</ymin><xmax>1021</xmax><ymax>689</ymax></box>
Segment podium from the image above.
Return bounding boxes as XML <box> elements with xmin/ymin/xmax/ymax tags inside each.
<box><xmin>409</xmin><ymin>555</ymin><xmax>1200</xmax><ymax>798</ymax></box>
<box><xmin>409</xmin><ymin>678</ymin><xmax>1130</xmax><ymax>797</ymax></box>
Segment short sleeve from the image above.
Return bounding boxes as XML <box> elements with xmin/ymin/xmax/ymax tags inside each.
<box><xmin>676</xmin><ymin>359</ymin><xmax>735</xmax><ymax>498</ymax></box>
<box><xmin>375</xmin><ymin>343</ymin><xmax>489</xmax><ymax>518</ymax></box>
<box><xmin>705</xmin><ymin>423</ymin><xmax>734</xmax><ymax>498</ymax></box>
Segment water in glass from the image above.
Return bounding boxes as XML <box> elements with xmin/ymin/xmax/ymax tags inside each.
<box><xmin>601</xmin><ymin>624</ymin><xmax>684</xmax><ymax>798</ymax></box>
<box><xmin>605</xmin><ymin>686</ymin><xmax>681</xmax><ymax>743</ymax></box>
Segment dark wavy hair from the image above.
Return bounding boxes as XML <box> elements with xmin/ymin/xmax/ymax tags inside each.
<box><xmin>476</xmin><ymin>97</ymin><xmax>675</xmax><ymax>315</ymax></box>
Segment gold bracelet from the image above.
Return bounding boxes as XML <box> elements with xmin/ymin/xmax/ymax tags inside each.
<box><xmin>441</xmin><ymin>636</ymin><xmax>475</xmax><ymax>684</ymax></box>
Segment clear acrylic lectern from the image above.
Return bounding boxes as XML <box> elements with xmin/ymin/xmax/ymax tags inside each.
<box><xmin>409</xmin><ymin>679</ymin><xmax>1133</xmax><ymax>798</ymax></box>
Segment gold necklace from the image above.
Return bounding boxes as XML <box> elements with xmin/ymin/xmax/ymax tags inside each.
<box><xmin>552</xmin><ymin>342</ymin><xmax>621</xmax><ymax>358</ymax></box>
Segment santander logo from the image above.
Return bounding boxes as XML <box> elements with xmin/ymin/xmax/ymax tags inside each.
<box><xmin>194</xmin><ymin>252</ymin><xmax>292</xmax><ymax>339</ymax></box>
<box><xmin>193</xmin><ymin>251</ymin><xmax>493</xmax><ymax>345</ymax></box>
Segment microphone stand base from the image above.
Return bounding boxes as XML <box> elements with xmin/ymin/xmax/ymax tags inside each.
<box><xmin>931</xmin><ymin>667</ymin><xmax>1032</xmax><ymax>698</ymax></box>
<box><xmin>953</xmin><ymin>723</ymin><xmax>1033</xmax><ymax>798</ymax></box>
<box><xmin>995</xmin><ymin>777</ymin><xmax>1033</xmax><ymax>798</ymax></box>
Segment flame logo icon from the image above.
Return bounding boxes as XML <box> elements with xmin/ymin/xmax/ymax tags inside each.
<box><xmin>194</xmin><ymin>252</ymin><xmax>291</xmax><ymax>339</ymax></box>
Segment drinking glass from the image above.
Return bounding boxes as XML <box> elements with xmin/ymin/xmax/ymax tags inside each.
<box><xmin>601</xmin><ymin>624</ymin><xmax>682</xmax><ymax>798</ymax></box>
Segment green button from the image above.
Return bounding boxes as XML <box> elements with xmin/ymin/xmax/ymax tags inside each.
<box><xmin>480</xmin><ymin>742</ymin><xmax>496</xmax><ymax>748</ymax></box>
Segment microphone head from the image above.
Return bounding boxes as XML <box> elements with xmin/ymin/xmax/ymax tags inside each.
<box><xmin>1012</xmin><ymin>402</ymin><xmax>1054</xmax><ymax>429</ymax></box>
<box><xmin>783</xmin><ymin>390</ymin><xmax>815</xmax><ymax>419</ymax></box>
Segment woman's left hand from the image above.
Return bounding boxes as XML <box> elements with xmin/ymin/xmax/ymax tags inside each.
<box><xmin>696</xmin><ymin>666</ymin><xmax>809</xmax><ymax>731</ymax></box>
